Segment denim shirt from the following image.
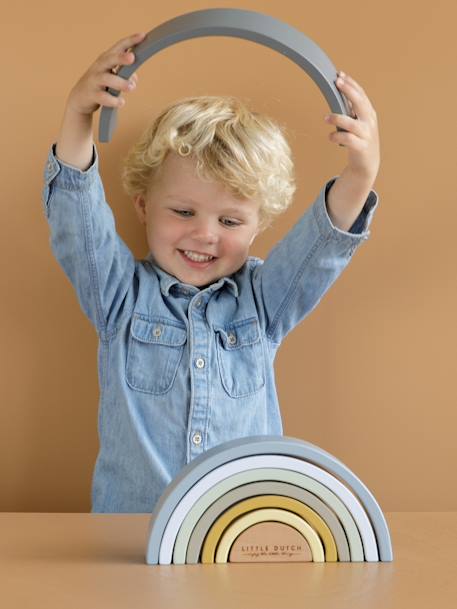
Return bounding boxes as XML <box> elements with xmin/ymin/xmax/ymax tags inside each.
<box><xmin>41</xmin><ymin>143</ymin><xmax>378</xmax><ymax>513</ymax></box>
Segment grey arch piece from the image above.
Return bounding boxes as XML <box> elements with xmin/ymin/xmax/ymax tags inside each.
<box><xmin>145</xmin><ymin>435</ymin><xmax>393</xmax><ymax>564</ymax></box>
<box><xmin>99</xmin><ymin>8</ymin><xmax>351</xmax><ymax>142</ymax></box>
<box><xmin>185</xmin><ymin>480</ymin><xmax>351</xmax><ymax>563</ymax></box>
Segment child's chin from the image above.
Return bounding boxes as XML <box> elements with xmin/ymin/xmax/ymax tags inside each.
<box><xmin>184</xmin><ymin>273</ymin><xmax>218</xmax><ymax>288</ymax></box>
<box><xmin>178</xmin><ymin>268</ymin><xmax>224</xmax><ymax>288</ymax></box>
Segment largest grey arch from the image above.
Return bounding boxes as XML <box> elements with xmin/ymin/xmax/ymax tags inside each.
<box><xmin>145</xmin><ymin>435</ymin><xmax>393</xmax><ymax>564</ymax></box>
<box><xmin>99</xmin><ymin>8</ymin><xmax>352</xmax><ymax>142</ymax></box>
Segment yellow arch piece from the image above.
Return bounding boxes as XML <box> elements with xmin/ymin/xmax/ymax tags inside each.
<box><xmin>201</xmin><ymin>495</ymin><xmax>337</xmax><ymax>563</ymax></box>
<box><xmin>214</xmin><ymin>508</ymin><xmax>325</xmax><ymax>563</ymax></box>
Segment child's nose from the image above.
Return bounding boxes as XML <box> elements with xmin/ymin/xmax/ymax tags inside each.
<box><xmin>191</xmin><ymin>220</ymin><xmax>219</xmax><ymax>244</ymax></box>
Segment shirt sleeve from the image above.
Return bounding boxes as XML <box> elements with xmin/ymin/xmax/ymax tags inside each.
<box><xmin>252</xmin><ymin>176</ymin><xmax>379</xmax><ymax>344</ymax></box>
<box><xmin>41</xmin><ymin>143</ymin><xmax>136</xmax><ymax>340</ymax></box>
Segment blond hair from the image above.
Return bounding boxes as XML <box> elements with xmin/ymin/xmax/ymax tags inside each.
<box><xmin>121</xmin><ymin>95</ymin><xmax>296</xmax><ymax>230</ymax></box>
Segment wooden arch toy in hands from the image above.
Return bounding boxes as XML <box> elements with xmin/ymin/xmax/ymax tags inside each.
<box><xmin>99</xmin><ymin>8</ymin><xmax>352</xmax><ymax>142</ymax></box>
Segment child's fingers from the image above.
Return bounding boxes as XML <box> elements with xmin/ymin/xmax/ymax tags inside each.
<box><xmin>325</xmin><ymin>112</ymin><xmax>364</xmax><ymax>137</ymax></box>
<box><xmin>127</xmin><ymin>72</ymin><xmax>139</xmax><ymax>86</ymax></box>
<box><xmin>112</xmin><ymin>32</ymin><xmax>146</xmax><ymax>54</ymax></box>
<box><xmin>98</xmin><ymin>89</ymin><xmax>126</xmax><ymax>109</ymax></box>
<box><xmin>103</xmin><ymin>51</ymin><xmax>134</xmax><ymax>77</ymax></box>
<box><xmin>103</xmin><ymin>72</ymin><xmax>137</xmax><ymax>93</ymax></box>
<box><xmin>337</xmin><ymin>71</ymin><xmax>376</xmax><ymax>118</ymax></box>
<box><xmin>100</xmin><ymin>32</ymin><xmax>146</xmax><ymax>73</ymax></box>
<box><xmin>338</xmin><ymin>72</ymin><xmax>364</xmax><ymax>94</ymax></box>
<box><xmin>103</xmin><ymin>32</ymin><xmax>146</xmax><ymax>61</ymax></box>
<box><xmin>336</xmin><ymin>78</ymin><xmax>366</xmax><ymax>121</ymax></box>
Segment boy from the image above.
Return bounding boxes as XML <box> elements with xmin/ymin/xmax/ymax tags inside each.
<box><xmin>42</xmin><ymin>33</ymin><xmax>380</xmax><ymax>513</ymax></box>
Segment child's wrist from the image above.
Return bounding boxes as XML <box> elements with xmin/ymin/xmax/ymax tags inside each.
<box><xmin>56</xmin><ymin>105</ymin><xmax>95</xmax><ymax>171</ymax></box>
<box><xmin>64</xmin><ymin>100</ymin><xmax>94</xmax><ymax>124</ymax></box>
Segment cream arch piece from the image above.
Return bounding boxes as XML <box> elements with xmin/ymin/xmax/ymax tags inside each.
<box><xmin>99</xmin><ymin>8</ymin><xmax>352</xmax><ymax>142</ymax></box>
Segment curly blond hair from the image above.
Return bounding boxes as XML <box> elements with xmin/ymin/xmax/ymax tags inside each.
<box><xmin>120</xmin><ymin>95</ymin><xmax>296</xmax><ymax>230</ymax></box>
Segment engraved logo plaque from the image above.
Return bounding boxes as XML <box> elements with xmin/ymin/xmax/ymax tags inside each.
<box><xmin>228</xmin><ymin>522</ymin><xmax>312</xmax><ymax>562</ymax></box>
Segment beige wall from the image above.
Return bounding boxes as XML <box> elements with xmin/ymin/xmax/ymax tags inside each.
<box><xmin>2</xmin><ymin>0</ymin><xmax>456</xmax><ymax>512</ymax></box>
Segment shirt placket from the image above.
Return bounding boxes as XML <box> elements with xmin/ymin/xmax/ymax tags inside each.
<box><xmin>187</xmin><ymin>292</ymin><xmax>210</xmax><ymax>461</ymax></box>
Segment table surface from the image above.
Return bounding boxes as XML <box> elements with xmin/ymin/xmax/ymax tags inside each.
<box><xmin>1</xmin><ymin>512</ymin><xmax>456</xmax><ymax>609</ymax></box>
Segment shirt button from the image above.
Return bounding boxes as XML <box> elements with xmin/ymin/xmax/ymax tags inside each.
<box><xmin>195</xmin><ymin>357</ymin><xmax>205</xmax><ymax>369</ymax></box>
<box><xmin>192</xmin><ymin>431</ymin><xmax>202</xmax><ymax>445</ymax></box>
<box><xmin>195</xmin><ymin>298</ymin><xmax>203</xmax><ymax>307</ymax></box>
<box><xmin>153</xmin><ymin>326</ymin><xmax>162</xmax><ymax>337</ymax></box>
<box><xmin>227</xmin><ymin>333</ymin><xmax>237</xmax><ymax>345</ymax></box>
<box><xmin>47</xmin><ymin>162</ymin><xmax>53</xmax><ymax>172</ymax></box>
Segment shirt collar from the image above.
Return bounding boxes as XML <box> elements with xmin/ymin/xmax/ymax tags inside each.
<box><xmin>145</xmin><ymin>253</ymin><xmax>239</xmax><ymax>298</ymax></box>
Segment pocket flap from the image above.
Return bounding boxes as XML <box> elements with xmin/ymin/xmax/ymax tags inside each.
<box><xmin>216</xmin><ymin>317</ymin><xmax>260</xmax><ymax>350</ymax></box>
<box><xmin>131</xmin><ymin>315</ymin><xmax>187</xmax><ymax>346</ymax></box>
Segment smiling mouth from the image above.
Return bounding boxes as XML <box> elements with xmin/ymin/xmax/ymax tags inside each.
<box><xmin>179</xmin><ymin>249</ymin><xmax>216</xmax><ymax>263</ymax></box>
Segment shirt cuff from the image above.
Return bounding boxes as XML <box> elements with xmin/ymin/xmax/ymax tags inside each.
<box><xmin>313</xmin><ymin>176</ymin><xmax>379</xmax><ymax>242</ymax></box>
<box><xmin>43</xmin><ymin>142</ymin><xmax>100</xmax><ymax>191</ymax></box>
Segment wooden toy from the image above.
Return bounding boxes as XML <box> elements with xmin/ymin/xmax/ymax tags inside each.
<box><xmin>99</xmin><ymin>8</ymin><xmax>352</xmax><ymax>143</ymax></box>
<box><xmin>145</xmin><ymin>436</ymin><xmax>393</xmax><ymax>564</ymax></box>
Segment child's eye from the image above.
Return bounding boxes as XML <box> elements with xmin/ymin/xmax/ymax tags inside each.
<box><xmin>173</xmin><ymin>209</ymin><xmax>193</xmax><ymax>217</ymax></box>
<box><xmin>220</xmin><ymin>217</ymin><xmax>241</xmax><ymax>228</ymax></box>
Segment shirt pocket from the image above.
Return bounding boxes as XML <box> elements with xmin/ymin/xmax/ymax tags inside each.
<box><xmin>126</xmin><ymin>315</ymin><xmax>187</xmax><ymax>395</ymax></box>
<box><xmin>215</xmin><ymin>317</ymin><xmax>265</xmax><ymax>398</ymax></box>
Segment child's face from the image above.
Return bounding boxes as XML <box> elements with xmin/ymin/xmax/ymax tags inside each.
<box><xmin>133</xmin><ymin>152</ymin><xmax>261</xmax><ymax>288</ymax></box>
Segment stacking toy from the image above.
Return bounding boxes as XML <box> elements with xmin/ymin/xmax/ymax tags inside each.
<box><xmin>145</xmin><ymin>435</ymin><xmax>393</xmax><ymax>565</ymax></box>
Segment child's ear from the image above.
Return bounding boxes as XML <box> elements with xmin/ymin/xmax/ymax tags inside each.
<box><xmin>133</xmin><ymin>194</ymin><xmax>147</xmax><ymax>225</ymax></box>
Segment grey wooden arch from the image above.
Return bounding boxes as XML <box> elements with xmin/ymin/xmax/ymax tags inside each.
<box><xmin>99</xmin><ymin>8</ymin><xmax>351</xmax><ymax>142</ymax></box>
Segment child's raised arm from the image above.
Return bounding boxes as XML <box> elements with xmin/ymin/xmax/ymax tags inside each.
<box><xmin>323</xmin><ymin>72</ymin><xmax>380</xmax><ymax>231</ymax></box>
<box><xmin>56</xmin><ymin>32</ymin><xmax>146</xmax><ymax>170</ymax></box>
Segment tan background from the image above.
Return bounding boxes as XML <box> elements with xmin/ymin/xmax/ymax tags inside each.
<box><xmin>1</xmin><ymin>0</ymin><xmax>456</xmax><ymax>512</ymax></box>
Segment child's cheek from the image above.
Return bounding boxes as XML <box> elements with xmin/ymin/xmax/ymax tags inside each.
<box><xmin>225</xmin><ymin>230</ymin><xmax>253</xmax><ymax>257</ymax></box>
<box><xmin>159</xmin><ymin>216</ymin><xmax>183</xmax><ymax>242</ymax></box>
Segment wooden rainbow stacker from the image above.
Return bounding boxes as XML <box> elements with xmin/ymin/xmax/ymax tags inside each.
<box><xmin>145</xmin><ymin>436</ymin><xmax>393</xmax><ymax>565</ymax></box>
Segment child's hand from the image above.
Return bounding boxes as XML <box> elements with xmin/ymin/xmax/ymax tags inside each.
<box><xmin>66</xmin><ymin>32</ymin><xmax>146</xmax><ymax>116</ymax></box>
<box><xmin>325</xmin><ymin>71</ymin><xmax>380</xmax><ymax>181</ymax></box>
